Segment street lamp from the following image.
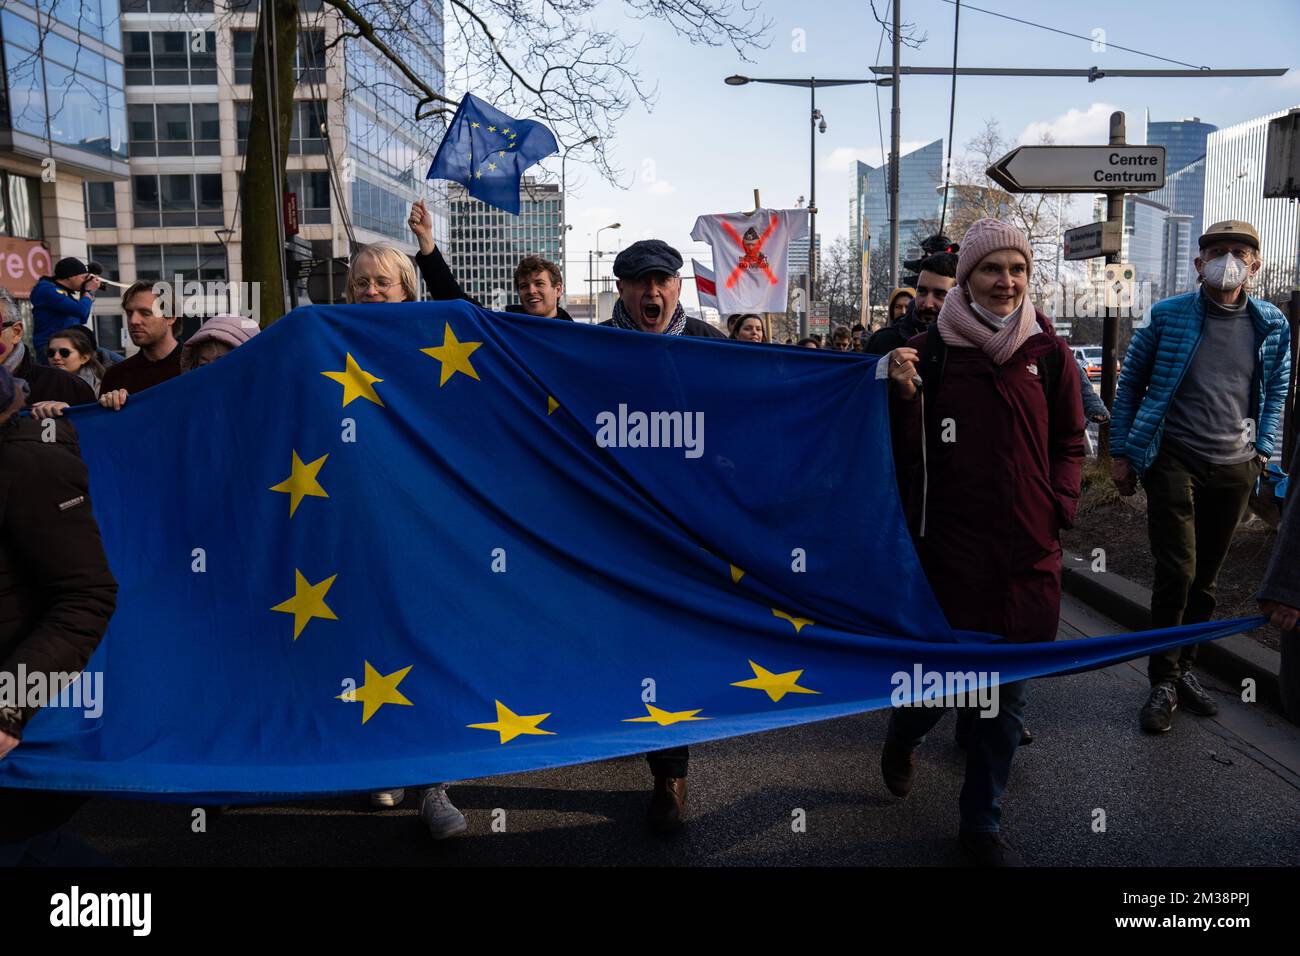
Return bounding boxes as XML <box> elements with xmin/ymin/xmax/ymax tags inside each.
<box><xmin>724</xmin><ymin>75</ymin><xmax>882</xmax><ymax>338</ymax></box>
<box><xmin>560</xmin><ymin>134</ymin><xmax>599</xmax><ymax>300</ymax></box>
<box><xmin>595</xmin><ymin>221</ymin><xmax>620</xmax><ymax>284</ymax></box>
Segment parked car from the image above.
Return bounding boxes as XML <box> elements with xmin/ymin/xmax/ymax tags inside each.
<box><xmin>1072</xmin><ymin>345</ymin><xmax>1102</xmax><ymax>382</ymax></box>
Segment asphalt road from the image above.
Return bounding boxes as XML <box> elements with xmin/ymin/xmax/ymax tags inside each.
<box><xmin>63</xmin><ymin>594</ymin><xmax>1300</xmax><ymax>866</ymax></box>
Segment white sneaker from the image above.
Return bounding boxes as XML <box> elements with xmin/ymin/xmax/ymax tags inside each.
<box><xmin>420</xmin><ymin>785</ymin><xmax>467</xmax><ymax>839</ymax></box>
<box><xmin>370</xmin><ymin>788</ymin><xmax>406</xmax><ymax>808</ymax></box>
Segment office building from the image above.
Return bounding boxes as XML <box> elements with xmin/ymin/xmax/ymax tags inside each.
<box><xmin>80</xmin><ymin>0</ymin><xmax>447</xmax><ymax>346</ymax></box>
<box><xmin>1203</xmin><ymin>106</ymin><xmax>1300</xmax><ymax>297</ymax></box>
<box><xmin>850</xmin><ymin>139</ymin><xmax>943</xmax><ymax>297</ymax></box>
<box><xmin>1146</xmin><ymin>116</ymin><xmax>1217</xmax><ymax>176</ymax></box>
<box><xmin>444</xmin><ymin>177</ymin><xmax>562</xmax><ymax>305</ymax></box>
<box><xmin>0</xmin><ymin>0</ymin><xmax>128</xmax><ymax>325</ymax></box>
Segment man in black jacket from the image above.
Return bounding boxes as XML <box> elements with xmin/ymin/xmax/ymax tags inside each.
<box><xmin>0</xmin><ymin>290</ymin><xmax>96</xmax><ymax>407</ymax></box>
<box><xmin>408</xmin><ymin>200</ymin><xmax>576</xmax><ymax>321</ymax></box>
<box><xmin>864</xmin><ymin>252</ymin><xmax>957</xmax><ymax>355</ymax></box>
<box><xmin>0</xmin><ymin>366</ymin><xmax>117</xmax><ymax>864</ymax></box>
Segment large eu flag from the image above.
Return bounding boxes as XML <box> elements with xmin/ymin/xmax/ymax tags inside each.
<box><xmin>0</xmin><ymin>302</ymin><xmax>1257</xmax><ymax>800</ymax></box>
<box><xmin>425</xmin><ymin>93</ymin><xmax>559</xmax><ymax>214</ymax></box>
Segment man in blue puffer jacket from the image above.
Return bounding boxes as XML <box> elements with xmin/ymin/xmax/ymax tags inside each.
<box><xmin>1110</xmin><ymin>219</ymin><xmax>1291</xmax><ymax>734</ymax></box>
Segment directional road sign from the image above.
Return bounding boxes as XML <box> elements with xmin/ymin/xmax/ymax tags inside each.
<box><xmin>1063</xmin><ymin>221</ymin><xmax>1122</xmax><ymax>260</ymax></box>
<box><xmin>988</xmin><ymin>145</ymin><xmax>1166</xmax><ymax>193</ymax></box>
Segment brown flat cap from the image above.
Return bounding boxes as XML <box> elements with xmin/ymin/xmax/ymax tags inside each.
<box><xmin>1199</xmin><ymin>219</ymin><xmax>1260</xmax><ymax>250</ymax></box>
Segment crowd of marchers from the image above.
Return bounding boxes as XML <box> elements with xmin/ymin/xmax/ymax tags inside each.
<box><xmin>0</xmin><ymin>202</ymin><xmax>1297</xmax><ymax>868</ymax></box>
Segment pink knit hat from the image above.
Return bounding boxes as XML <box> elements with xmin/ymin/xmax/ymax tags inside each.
<box><xmin>180</xmin><ymin>313</ymin><xmax>260</xmax><ymax>371</ymax></box>
<box><xmin>956</xmin><ymin>218</ymin><xmax>1033</xmax><ymax>287</ymax></box>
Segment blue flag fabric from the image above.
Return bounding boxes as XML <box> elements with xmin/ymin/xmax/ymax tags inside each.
<box><xmin>0</xmin><ymin>302</ymin><xmax>1262</xmax><ymax>800</ymax></box>
<box><xmin>425</xmin><ymin>93</ymin><xmax>559</xmax><ymax>214</ymax></box>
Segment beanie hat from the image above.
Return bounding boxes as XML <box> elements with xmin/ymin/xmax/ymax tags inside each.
<box><xmin>955</xmin><ymin>219</ymin><xmax>1033</xmax><ymax>287</ymax></box>
<box><xmin>180</xmin><ymin>314</ymin><xmax>260</xmax><ymax>372</ymax></box>
<box><xmin>53</xmin><ymin>257</ymin><xmax>88</xmax><ymax>280</ymax></box>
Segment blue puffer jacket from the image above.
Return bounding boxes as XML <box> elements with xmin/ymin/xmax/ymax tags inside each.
<box><xmin>1110</xmin><ymin>289</ymin><xmax>1291</xmax><ymax>474</ymax></box>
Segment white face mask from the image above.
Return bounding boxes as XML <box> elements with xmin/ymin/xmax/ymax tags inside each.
<box><xmin>1201</xmin><ymin>253</ymin><xmax>1252</xmax><ymax>291</ymax></box>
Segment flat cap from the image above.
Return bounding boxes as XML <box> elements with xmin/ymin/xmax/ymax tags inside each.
<box><xmin>1199</xmin><ymin>219</ymin><xmax>1259</xmax><ymax>250</ymax></box>
<box><xmin>613</xmin><ymin>239</ymin><xmax>682</xmax><ymax>280</ymax></box>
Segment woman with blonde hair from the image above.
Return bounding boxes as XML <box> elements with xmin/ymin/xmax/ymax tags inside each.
<box><xmin>345</xmin><ymin>243</ymin><xmax>419</xmax><ymax>303</ymax></box>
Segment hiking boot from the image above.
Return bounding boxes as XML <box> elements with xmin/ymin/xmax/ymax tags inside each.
<box><xmin>419</xmin><ymin>785</ymin><xmax>467</xmax><ymax>839</ymax></box>
<box><xmin>647</xmin><ymin>776</ymin><xmax>688</xmax><ymax>834</ymax></box>
<box><xmin>959</xmin><ymin>831</ymin><xmax>1022</xmax><ymax>867</ymax></box>
<box><xmin>1140</xmin><ymin>681</ymin><xmax>1178</xmax><ymax>734</ymax></box>
<box><xmin>1176</xmin><ymin>672</ymin><xmax>1219</xmax><ymax>716</ymax></box>
<box><xmin>880</xmin><ymin>741</ymin><xmax>916</xmax><ymax>797</ymax></box>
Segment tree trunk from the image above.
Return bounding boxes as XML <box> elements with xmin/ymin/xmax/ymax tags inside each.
<box><xmin>242</xmin><ymin>0</ymin><xmax>300</xmax><ymax>327</ymax></box>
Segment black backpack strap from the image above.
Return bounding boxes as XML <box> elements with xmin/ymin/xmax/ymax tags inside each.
<box><xmin>1039</xmin><ymin>335</ymin><xmax>1063</xmax><ymax>434</ymax></box>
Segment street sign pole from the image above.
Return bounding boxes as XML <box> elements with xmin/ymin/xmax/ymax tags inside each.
<box><xmin>1099</xmin><ymin>110</ymin><xmax>1126</xmax><ymax>464</ymax></box>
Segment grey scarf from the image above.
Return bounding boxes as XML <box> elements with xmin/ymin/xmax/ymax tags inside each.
<box><xmin>609</xmin><ymin>298</ymin><xmax>688</xmax><ymax>336</ymax></box>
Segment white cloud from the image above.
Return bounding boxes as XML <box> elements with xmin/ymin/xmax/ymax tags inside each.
<box><xmin>1018</xmin><ymin>103</ymin><xmax>1121</xmax><ymax>145</ymax></box>
<box><xmin>647</xmin><ymin>180</ymin><xmax>676</xmax><ymax>196</ymax></box>
<box><xmin>822</xmin><ymin>142</ymin><xmax>930</xmax><ymax>172</ymax></box>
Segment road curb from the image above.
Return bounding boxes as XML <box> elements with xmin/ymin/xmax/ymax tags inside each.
<box><xmin>1061</xmin><ymin>550</ymin><xmax>1283</xmax><ymax>710</ymax></box>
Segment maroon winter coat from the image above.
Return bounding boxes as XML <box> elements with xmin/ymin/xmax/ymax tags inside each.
<box><xmin>890</xmin><ymin>311</ymin><xmax>1085</xmax><ymax>643</ymax></box>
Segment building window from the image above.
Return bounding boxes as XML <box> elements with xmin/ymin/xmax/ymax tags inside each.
<box><xmin>121</xmin><ymin>0</ymin><xmax>214</xmax><ymax>11</ymax></box>
<box><xmin>133</xmin><ymin>243</ymin><xmax>227</xmax><ymax>282</ymax></box>
<box><xmin>232</xmin><ymin>29</ymin><xmax>324</xmax><ymax>85</ymax></box>
<box><xmin>84</xmin><ymin>182</ymin><xmax>117</xmax><ymax>229</ymax></box>
<box><xmin>287</xmin><ymin>171</ymin><xmax>330</xmax><ymax>224</ymax></box>
<box><xmin>132</xmin><ymin>173</ymin><xmax>224</xmax><ymax>228</ymax></box>
<box><xmin>0</xmin><ymin>171</ymin><xmax>42</xmax><ymax>239</ymax></box>
<box><xmin>123</xmin><ymin>31</ymin><xmax>218</xmax><ymax>85</ymax></box>
<box><xmin>88</xmin><ymin>245</ymin><xmax>120</xmax><ymax>282</ymax></box>
<box><xmin>128</xmin><ymin>103</ymin><xmax>219</xmax><ymax>156</ymax></box>
<box><xmin>234</xmin><ymin>100</ymin><xmax>326</xmax><ymax>154</ymax></box>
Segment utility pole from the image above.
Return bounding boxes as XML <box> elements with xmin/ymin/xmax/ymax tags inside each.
<box><xmin>1098</xmin><ymin>110</ymin><xmax>1126</xmax><ymax>463</ymax></box>
<box><xmin>888</xmin><ymin>0</ymin><xmax>902</xmax><ymax>290</ymax></box>
<box><xmin>808</xmin><ymin>79</ymin><xmax>818</xmax><ymax>341</ymax></box>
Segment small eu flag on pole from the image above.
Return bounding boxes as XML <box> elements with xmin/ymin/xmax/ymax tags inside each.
<box><xmin>425</xmin><ymin>93</ymin><xmax>560</xmax><ymax>215</ymax></box>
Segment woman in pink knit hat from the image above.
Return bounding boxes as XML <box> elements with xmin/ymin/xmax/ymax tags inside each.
<box><xmin>878</xmin><ymin>217</ymin><xmax>1085</xmax><ymax>866</ymax></box>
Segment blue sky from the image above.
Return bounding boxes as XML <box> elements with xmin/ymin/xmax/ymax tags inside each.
<box><xmin>534</xmin><ymin>0</ymin><xmax>1300</xmax><ymax>306</ymax></box>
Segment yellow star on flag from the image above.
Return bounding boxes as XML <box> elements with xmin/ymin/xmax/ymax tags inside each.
<box><xmin>487</xmin><ymin>124</ymin><xmax>497</xmax><ymax>132</ymax></box>
<box><xmin>474</xmin><ymin>170</ymin><xmax>482</xmax><ymax>179</ymax></box>
<box><xmin>508</xmin><ymin>141</ymin><xmax>517</xmax><ymax>148</ymax></box>
<box><xmin>729</xmin><ymin>564</ymin><xmax>745</xmax><ymax>584</ymax></box>
<box><xmin>338</xmin><ymin>660</ymin><xmax>413</xmax><ymax>724</ymax></box>
<box><xmin>269</xmin><ymin>450</ymin><xmax>329</xmax><ymax>517</ymax></box>
<box><xmin>731</xmin><ymin>660</ymin><xmax>820</xmax><ymax>702</ymax></box>
<box><xmin>508</xmin><ymin>131</ymin><xmax>517</xmax><ymax>139</ymax></box>
<box><xmin>623</xmin><ymin>703</ymin><xmax>710</xmax><ymax>726</ymax></box>
<box><xmin>772</xmin><ymin>608</ymin><xmax>814</xmax><ymax>634</ymax></box>
<box><xmin>502</xmin><ymin>127</ymin><xmax>511</xmax><ymax>135</ymax></box>
<box><xmin>468</xmin><ymin>700</ymin><xmax>555</xmax><ymax>744</ymax></box>
<box><xmin>271</xmin><ymin>569</ymin><xmax>338</xmax><ymax>640</ymax></box>
<box><xmin>488</xmin><ymin>162</ymin><xmax>497</xmax><ymax>171</ymax></box>
<box><xmin>470</xmin><ymin>121</ymin><xmax>481</xmax><ymax>128</ymax></box>
<box><xmin>547</xmin><ymin>395</ymin><xmax>559</xmax><ymax>416</ymax></box>
<box><xmin>498</xmin><ymin>150</ymin><xmax>506</xmax><ymax>158</ymax></box>
<box><xmin>420</xmin><ymin>323</ymin><xmax>483</xmax><ymax>386</ymax></box>
<box><xmin>321</xmin><ymin>353</ymin><xmax>384</xmax><ymax>407</ymax></box>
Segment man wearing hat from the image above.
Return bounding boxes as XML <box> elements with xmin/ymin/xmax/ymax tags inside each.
<box><xmin>30</xmin><ymin>257</ymin><xmax>99</xmax><ymax>365</ymax></box>
<box><xmin>1111</xmin><ymin>220</ymin><xmax>1291</xmax><ymax>734</ymax></box>
<box><xmin>596</xmin><ymin>239</ymin><xmax>722</xmax><ymax>836</ymax></box>
<box><xmin>602</xmin><ymin>239</ymin><xmax>725</xmax><ymax>338</ymax></box>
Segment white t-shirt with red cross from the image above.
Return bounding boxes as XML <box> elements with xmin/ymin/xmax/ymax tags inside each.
<box><xmin>689</xmin><ymin>208</ymin><xmax>810</xmax><ymax>314</ymax></box>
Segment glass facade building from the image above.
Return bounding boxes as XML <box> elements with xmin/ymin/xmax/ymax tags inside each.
<box><xmin>446</xmin><ymin>178</ymin><xmax>563</xmax><ymax>306</ymax></box>
<box><xmin>1203</xmin><ymin>107</ymin><xmax>1300</xmax><ymax>298</ymax></box>
<box><xmin>1146</xmin><ymin>117</ymin><xmax>1217</xmax><ymax>176</ymax></box>
<box><xmin>850</xmin><ymin>139</ymin><xmax>943</xmax><ymax>294</ymax></box>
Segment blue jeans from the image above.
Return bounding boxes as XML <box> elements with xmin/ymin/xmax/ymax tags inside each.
<box><xmin>885</xmin><ymin>679</ymin><xmax>1029</xmax><ymax>833</ymax></box>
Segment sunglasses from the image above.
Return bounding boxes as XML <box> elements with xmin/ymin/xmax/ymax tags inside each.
<box><xmin>47</xmin><ymin>347</ymin><xmax>75</xmax><ymax>359</ymax></box>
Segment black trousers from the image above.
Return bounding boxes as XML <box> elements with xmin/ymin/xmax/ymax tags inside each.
<box><xmin>645</xmin><ymin>746</ymin><xmax>688</xmax><ymax>778</ymax></box>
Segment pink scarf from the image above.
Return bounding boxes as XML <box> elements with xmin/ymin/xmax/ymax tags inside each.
<box><xmin>936</xmin><ymin>287</ymin><xmax>1038</xmax><ymax>366</ymax></box>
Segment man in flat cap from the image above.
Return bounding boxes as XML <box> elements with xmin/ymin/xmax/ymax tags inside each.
<box><xmin>1110</xmin><ymin>219</ymin><xmax>1291</xmax><ymax>734</ymax></box>
<box><xmin>30</xmin><ymin>257</ymin><xmax>100</xmax><ymax>365</ymax></box>
<box><xmin>598</xmin><ymin>239</ymin><xmax>721</xmax><ymax>835</ymax></box>
<box><xmin>602</xmin><ymin>239</ymin><xmax>725</xmax><ymax>338</ymax></box>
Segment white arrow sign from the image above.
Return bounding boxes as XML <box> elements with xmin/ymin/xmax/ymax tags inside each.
<box><xmin>988</xmin><ymin>145</ymin><xmax>1166</xmax><ymax>193</ymax></box>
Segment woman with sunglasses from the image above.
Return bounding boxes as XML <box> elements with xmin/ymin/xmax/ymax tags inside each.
<box><xmin>46</xmin><ymin>326</ymin><xmax>106</xmax><ymax>397</ymax></box>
